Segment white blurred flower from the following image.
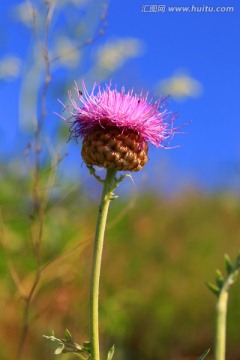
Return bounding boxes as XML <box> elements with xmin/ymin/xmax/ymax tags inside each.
<box><xmin>11</xmin><ymin>1</ymin><xmax>36</xmax><ymax>27</ymax></box>
<box><xmin>52</xmin><ymin>36</ymin><xmax>81</xmax><ymax>68</ymax></box>
<box><xmin>157</xmin><ymin>72</ymin><xmax>203</xmax><ymax>101</ymax></box>
<box><xmin>0</xmin><ymin>56</ymin><xmax>22</xmax><ymax>80</ymax></box>
<box><xmin>44</xmin><ymin>0</ymin><xmax>89</xmax><ymax>8</ymax></box>
<box><xmin>53</xmin><ymin>0</ymin><xmax>88</xmax><ymax>7</ymax></box>
<box><xmin>96</xmin><ymin>38</ymin><xmax>144</xmax><ymax>72</ymax></box>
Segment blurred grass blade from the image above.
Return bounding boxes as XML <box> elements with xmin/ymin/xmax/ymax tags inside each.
<box><xmin>206</xmin><ymin>282</ymin><xmax>220</xmax><ymax>297</ymax></box>
<box><xmin>197</xmin><ymin>348</ymin><xmax>210</xmax><ymax>360</ymax></box>
<box><xmin>107</xmin><ymin>345</ymin><xmax>115</xmax><ymax>360</ymax></box>
<box><xmin>224</xmin><ymin>254</ymin><xmax>232</xmax><ymax>274</ymax></box>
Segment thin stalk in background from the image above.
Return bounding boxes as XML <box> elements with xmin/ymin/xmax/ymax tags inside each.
<box><xmin>15</xmin><ymin>2</ymin><xmax>56</xmax><ymax>358</ymax></box>
<box><xmin>207</xmin><ymin>253</ymin><xmax>240</xmax><ymax>360</ymax></box>
<box><xmin>16</xmin><ymin>2</ymin><xmax>108</xmax><ymax>357</ymax></box>
<box><xmin>215</xmin><ymin>290</ymin><xmax>228</xmax><ymax>360</ymax></box>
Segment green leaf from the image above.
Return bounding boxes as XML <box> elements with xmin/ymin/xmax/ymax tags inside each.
<box><xmin>206</xmin><ymin>282</ymin><xmax>220</xmax><ymax>297</ymax></box>
<box><xmin>107</xmin><ymin>345</ymin><xmax>115</xmax><ymax>360</ymax></box>
<box><xmin>83</xmin><ymin>341</ymin><xmax>91</xmax><ymax>354</ymax></box>
<box><xmin>110</xmin><ymin>194</ymin><xmax>118</xmax><ymax>200</ymax></box>
<box><xmin>235</xmin><ymin>253</ymin><xmax>240</xmax><ymax>268</ymax></box>
<box><xmin>75</xmin><ymin>354</ymin><xmax>88</xmax><ymax>359</ymax></box>
<box><xmin>64</xmin><ymin>329</ymin><xmax>73</xmax><ymax>342</ymax></box>
<box><xmin>44</xmin><ymin>330</ymin><xmax>90</xmax><ymax>358</ymax></box>
<box><xmin>197</xmin><ymin>348</ymin><xmax>210</xmax><ymax>360</ymax></box>
<box><xmin>215</xmin><ymin>270</ymin><xmax>224</xmax><ymax>288</ymax></box>
<box><xmin>55</xmin><ymin>345</ymin><xmax>64</xmax><ymax>355</ymax></box>
<box><xmin>43</xmin><ymin>334</ymin><xmax>63</xmax><ymax>345</ymax></box>
<box><xmin>231</xmin><ymin>271</ymin><xmax>239</xmax><ymax>284</ymax></box>
<box><xmin>224</xmin><ymin>254</ymin><xmax>232</xmax><ymax>274</ymax></box>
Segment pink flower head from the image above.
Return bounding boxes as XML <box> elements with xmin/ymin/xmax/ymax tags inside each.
<box><xmin>62</xmin><ymin>81</ymin><xmax>177</xmax><ymax>148</ymax></box>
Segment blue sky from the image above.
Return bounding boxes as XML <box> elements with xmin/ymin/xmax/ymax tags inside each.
<box><xmin>1</xmin><ymin>0</ymin><xmax>240</xmax><ymax>193</ymax></box>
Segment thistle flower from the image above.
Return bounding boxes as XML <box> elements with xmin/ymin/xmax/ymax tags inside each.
<box><xmin>63</xmin><ymin>81</ymin><xmax>176</xmax><ymax>172</ymax></box>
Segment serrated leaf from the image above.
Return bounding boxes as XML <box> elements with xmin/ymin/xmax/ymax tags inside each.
<box><xmin>55</xmin><ymin>345</ymin><xmax>64</xmax><ymax>354</ymax></box>
<box><xmin>43</xmin><ymin>335</ymin><xmax>55</xmax><ymax>341</ymax></box>
<box><xmin>43</xmin><ymin>334</ymin><xmax>63</xmax><ymax>345</ymax></box>
<box><xmin>197</xmin><ymin>348</ymin><xmax>210</xmax><ymax>360</ymax></box>
<box><xmin>206</xmin><ymin>282</ymin><xmax>220</xmax><ymax>297</ymax></box>
<box><xmin>224</xmin><ymin>254</ymin><xmax>232</xmax><ymax>274</ymax></box>
<box><xmin>107</xmin><ymin>345</ymin><xmax>115</xmax><ymax>360</ymax></box>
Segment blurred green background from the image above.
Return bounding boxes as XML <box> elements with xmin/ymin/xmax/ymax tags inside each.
<box><xmin>1</xmin><ymin>168</ymin><xmax>240</xmax><ymax>359</ymax></box>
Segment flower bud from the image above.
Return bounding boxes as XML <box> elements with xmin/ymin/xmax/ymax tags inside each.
<box><xmin>81</xmin><ymin>127</ymin><xmax>148</xmax><ymax>171</ymax></box>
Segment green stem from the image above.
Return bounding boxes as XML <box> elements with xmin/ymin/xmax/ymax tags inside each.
<box><xmin>214</xmin><ymin>290</ymin><xmax>228</xmax><ymax>360</ymax></box>
<box><xmin>90</xmin><ymin>168</ymin><xmax>117</xmax><ymax>360</ymax></box>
